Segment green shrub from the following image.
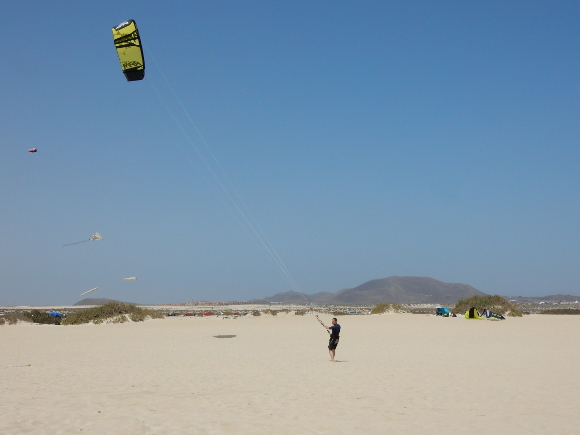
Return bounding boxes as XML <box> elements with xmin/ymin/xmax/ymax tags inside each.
<box><xmin>294</xmin><ymin>310</ymin><xmax>306</xmax><ymax>316</ymax></box>
<box><xmin>129</xmin><ymin>311</ymin><xmax>145</xmax><ymax>322</ymax></box>
<box><xmin>252</xmin><ymin>310</ymin><xmax>261</xmax><ymax>316</ymax></box>
<box><xmin>371</xmin><ymin>302</ymin><xmax>391</xmax><ymax>314</ymax></box>
<box><xmin>1</xmin><ymin>313</ymin><xmax>31</xmax><ymax>325</ymax></box>
<box><xmin>507</xmin><ymin>308</ymin><xmax>523</xmax><ymax>317</ymax></box>
<box><xmin>452</xmin><ymin>295</ymin><xmax>523</xmax><ymax>317</ymax></box>
<box><xmin>0</xmin><ymin>310</ymin><xmax>60</xmax><ymax>325</ymax></box>
<box><xmin>23</xmin><ymin>310</ymin><xmax>60</xmax><ymax>325</ymax></box>
<box><xmin>391</xmin><ymin>304</ymin><xmax>404</xmax><ymax>313</ymax></box>
<box><xmin>62</xmin><ymin>302</ymin><xmax>163</xmax><ymax>325</ymax></box>
<box><xmin>4</xmin><ymin>313</ymin><xmax>31</xmax><ymax>325</ymax></box>
<box><xmin>111</xmin><ymin>315</ymin><xmax>128</xmax><ymax>324</ymax></box>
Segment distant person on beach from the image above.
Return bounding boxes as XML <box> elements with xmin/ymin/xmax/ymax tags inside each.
<box><xmin>324</xmin><ymin>317</ymin><xmax>341</xmax><ymax>361</ymax></box>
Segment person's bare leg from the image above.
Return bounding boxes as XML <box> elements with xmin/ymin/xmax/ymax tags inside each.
<box><xmin>329</xmin><ymin>349</ymin><xmax>335</xmax><ymax>361</ymax></box>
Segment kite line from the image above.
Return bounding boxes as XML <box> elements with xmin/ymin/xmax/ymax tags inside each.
<box><xmin>141</xmin><ymin>44</ymin><xmax>304</xmax><ymax>297</ymax></box>
<box><xmin>112</xmin><ymin>23</ymin><xmax>318</xmax><ymax>319</ymax></box>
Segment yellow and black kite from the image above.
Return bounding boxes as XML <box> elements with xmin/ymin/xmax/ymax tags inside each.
<box><xmin>112</xmin><ymin>20</ymin><xmax>145</xmax><ymax>81</ymax></box>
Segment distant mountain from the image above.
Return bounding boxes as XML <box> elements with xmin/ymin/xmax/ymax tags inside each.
<box><xmin>255</xmin><ymin>276</ymin><xmax>486</xmax><ymax>305</ymax></box>
<box><xmin>331</xmin><ymin>276</ymin><xmax>484</xmax><ymax>304</ymax></box>
<box><xmin>74</xmin><ymin>298</ymin><xmax>139</xmax><ymax>306</ymax></box>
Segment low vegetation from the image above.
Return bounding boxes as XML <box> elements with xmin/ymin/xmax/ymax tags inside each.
<box><xmin>25</xmin><ymin>310</ymin><xmax>61</xmax><ymax>324</ymax></box>
<box><xmin>538</xmin><ymin>308</ymin><xmax>580</xmax><ymax>315</ymax></box>
<box><xmin>0</xmin><ymin>313</ymin><xmax>33</xmax><ymax>325</ymax></box>
<box><xmin>370</xmin><ymin>302</ymin><xmax>391</xmax><ymax>314</ymax></box>
<box><xmin>62</xmin><ymin>302</ymin><xmax>163</xmax><ymax>325</ymax></box>
<box><xmin>452</xmin><ymin>295</ymin><xmax>523</xmax><ymax>317</ymax></box>
<box><xmin>294</xmin><ymin>310</ymin><xmax>306</xmax><ymax>316</ymax></box>
<box><xmin>0</xmin><ymin>311</ymin><xmax>59</xmax><ymax>325</ymax></box>
<box><xmin>252</xmin><ymin>310</ymin><xmax>261</xmax><ymax>316</ymax></box>
<box><xmin>263</xmin><ymin>309</ymin><xmax>278</xmax><ymax>316</ymax></box>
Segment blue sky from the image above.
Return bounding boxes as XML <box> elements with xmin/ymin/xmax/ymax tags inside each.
<box><xmin>1</xmin><ymin>1</ymin><xmax>579</xmax><ymax>305</ymax></box>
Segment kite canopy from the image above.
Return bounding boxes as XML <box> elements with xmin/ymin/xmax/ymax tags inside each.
<box><xmin>464</xmin><ymin>307</ymin><xmax>483</xmax><ymax>319</ymax></box>
<box><xmin>80</xmin><ymin>287</ymin><xmax>98</xmax><ymax>296</ymax></box>
<box><xmin>480</xmin><ymin>309</ymin><xmax>505</xmax><ymax>320</ymax></box>
<box><xmin>112</xmin><ymin>20</ymin><xmax>145</xmax><ymax>81</ymax></box>
<box><xmin>123</xmin><ymin>277</ymin><xmax>137</xmax><ymax>281</ymax></box>
<box><xmin>28</xmin><ymin>148</ymin><xmax>37</xmax><ymax>153</ymax></box>
<box><xmin>63</xmin><ymin>232</ymin><xmax>103</xmax><ymax>247</ymax></box>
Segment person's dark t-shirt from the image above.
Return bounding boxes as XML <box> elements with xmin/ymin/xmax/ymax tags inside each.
<box><xmin>329</xmin><ymin>324</ymin><xmax>340</xmax><ymax>340</ymax></box>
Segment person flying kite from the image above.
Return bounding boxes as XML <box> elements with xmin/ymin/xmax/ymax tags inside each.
<box><xmin>318</xmin><ymin>317</ymin><xmax>341</xmax><ymax>362</ymax></box>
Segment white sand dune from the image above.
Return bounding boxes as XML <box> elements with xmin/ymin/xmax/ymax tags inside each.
<box><xmin>1</xmin><ymin>313</ymin><xmax>579</xmax><ymax>434</ymax></box>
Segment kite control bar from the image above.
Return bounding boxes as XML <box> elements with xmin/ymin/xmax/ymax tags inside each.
<box><xmin>316</xmin><ymin>315</ymin><xmax>330</xmax><ymax>335</ymax></box>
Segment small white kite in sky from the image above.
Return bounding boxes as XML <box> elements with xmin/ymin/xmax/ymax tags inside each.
<box><xmin>80</xmin><ymin>287</ymin><xmax>98</xmax><ymax>296</ymax></box>
<box><xmin>123</xmin><ymin>277</ymin><xmax>137</xmax><ymax>281</ymax></box>
<box><xmin>63</xmin><ymin>232</ymin><xmax>103</xmax><ymax>247</ymax></box>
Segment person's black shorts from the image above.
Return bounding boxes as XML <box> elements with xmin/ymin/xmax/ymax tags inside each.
<box><xmin>328</xmin><ymin>338</ymin><xmax>339</xmax><ymax>350</ymax></box>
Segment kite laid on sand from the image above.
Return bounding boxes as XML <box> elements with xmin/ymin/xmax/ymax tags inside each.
<box><xmin>123</xmin><ymin>277</ymin><xmax>137</xmax><ymax>281</ymax></box>
<box><xmin>80</xmin><ymin>287</ymin><xmax>98</xmax><ymax>296</ymax></box>
<box><xmin>62</xmin><ymin>232</ymin><xmax>103</xmax><ymax>247</ymax></box>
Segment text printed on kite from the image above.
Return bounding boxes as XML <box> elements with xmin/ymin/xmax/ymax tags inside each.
<box><xmin>62</xmin><ymin>232</ymin><xmax>103</xmax><ymax>247</ymax></box>
<box><xmin>112</xmin><ymin>20</ymin><xmax>145</xmax><ymax>81</ymax></box>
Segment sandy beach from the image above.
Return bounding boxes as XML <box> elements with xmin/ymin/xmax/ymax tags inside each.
<box><xmin>1</xmin><ymin>313</ymin><xmax>578</xmax><ymax>434</ymax></box>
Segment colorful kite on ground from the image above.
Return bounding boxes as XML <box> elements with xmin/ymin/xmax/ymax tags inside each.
<box><xmin>62</xmin><ymin>232</ymin><xmax>104</xmax><ymax>247</ymax></box>
<box><xmin>112</xmin><ymin>20</ymin><xmax>145</xmax><ymax>81</ymax></box>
